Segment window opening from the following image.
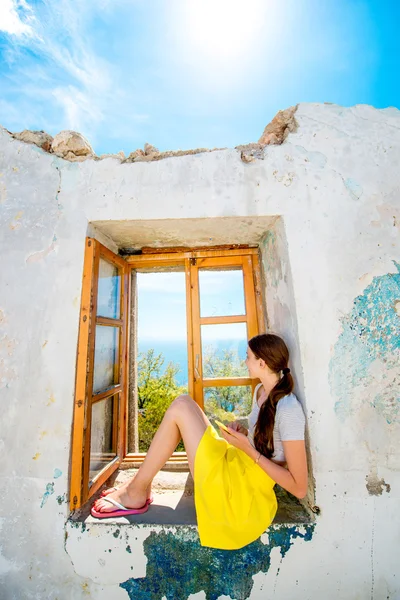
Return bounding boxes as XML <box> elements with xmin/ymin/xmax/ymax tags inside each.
<box><xmin>136</xmin><ymin>269</ymin><xmax>188</xmax><ymax>453</ymax></box>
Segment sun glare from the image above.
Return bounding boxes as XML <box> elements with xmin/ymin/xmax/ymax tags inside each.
<box><xmin>185</xmin><ymin>0</ymin><xmax>269</xmax><ymax>60</ymax></box>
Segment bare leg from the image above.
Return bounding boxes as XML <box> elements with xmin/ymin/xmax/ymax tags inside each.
<box><xmin>93</xmin><ymin>396</ymin><xmax>210</xmax><ymax>513</ymax></box>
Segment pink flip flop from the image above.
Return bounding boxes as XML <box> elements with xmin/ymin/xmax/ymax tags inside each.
<box><xmin>90</xmin><ymin>496</ymin><xmax>152</xmax><ymax>519</ymax></box>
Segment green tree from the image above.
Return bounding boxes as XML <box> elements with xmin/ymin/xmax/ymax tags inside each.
<box><xmin>137</xmin><ymin>349</ymin><xmax>186</xmax><ymax>452</ymax></box>
<box><xmin>203</xmin><ymin>346</ymin><xmax>252</xmax><ymax>422</ymax></box>
<box><xmin>137</xmin><ymin>346</ymin><xmax>252</xmax><ymax>452</ymax></box>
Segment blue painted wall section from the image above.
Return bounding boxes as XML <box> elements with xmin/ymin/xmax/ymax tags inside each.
<box><xmin>120</xmin><ymin>524</ymin><xmax>315</xmax><ymax>600</ymax></box>
<box><xmin>330</xmin><ymin>262</ymin><xmax>400</xmax><ymax>423</ymax></box>
<box><xmin>40</xmin><ymin>482</ymin><xmax>55</xmax><ymax>508</ymax></box>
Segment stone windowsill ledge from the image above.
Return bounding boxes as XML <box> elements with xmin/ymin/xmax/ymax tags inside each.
<box><xmin>68</xmin><ymin>468</ymin><xmax>312</xmax><ymax>528</ymax></box>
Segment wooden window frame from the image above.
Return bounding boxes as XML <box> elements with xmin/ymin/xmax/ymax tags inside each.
<box><xmin>124</xmin><ymin>249</ymin><xmax>264</xmax><ymax>464</ymax></box>
<box><xmin>70</xmin><ymin>239</ymin><xmax>130</xmax><ymax>510</ymax></box>
<box><xmin>70</xmin><ymin>241</ymin><xmax>264</xmax><ymax>509</ymax></box>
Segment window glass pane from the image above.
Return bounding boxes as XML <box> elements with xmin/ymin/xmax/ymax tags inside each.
<box><xmin>201</xmin><ymin>323</ymin><xmax>248</xmax><ymax>378</ymax></box>
<box><xmin>199</xmin><ymin>269</ymin><xmax>245</xmax><ymax>317</ymax></box>
<box><xmin>97</xmin><ymin>258</ymin><xmax>121</xmax><ymax>319</ymax></box>
<box><xmin>137</xmin><ymin>271</ymin><xmax>188</xmax><ymax>387</ymax></box>
<box><xmin>137</xmin><ymin>270</ymin><xmax>187</xmax><ymax>453</ymax></box>
<box><xmin>93</xmin><ymin>325</ymin><xmax>119</xmax><ymax>393</ymax></box>
<box><xmin>89</xmin><ymin>395</ymin><xmax>118</xmax><ymax>484</ymax></box>
<box><xmin>204</xmin><ymin>386</ymin><xmax>252</xmax><ymax>423</ymax></box>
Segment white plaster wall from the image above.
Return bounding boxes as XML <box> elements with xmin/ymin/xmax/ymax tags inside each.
<box><xmin>0</xmin><ymin>103</ymin><xmax>399</xmax><ymax>599</ymax></box>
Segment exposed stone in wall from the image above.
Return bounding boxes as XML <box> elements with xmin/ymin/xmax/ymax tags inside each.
<box><xmin>258</xmin><ymin>105</ymin><xmax>298</xmax><ymax>145</ymax></box>
<box><xmin>8</xmin><ymin>105</ymin><xmax>298</xmax><ymax>164</ymax></box>
<box><xmin>13</xmin><ymin>129</ymin><xmax>53</xmax><ymax>152</ymax></box>
<box><xmin>125</xmin><ymin>148</ymin><xmax>145</xmax><ymax>162</ymax></box>
<box><xmin>98</xmin><ymin>150</ymin><xmax>126</xmax><ymax>160</ymax></box>
<box><xmin>124</xmin><ymin>146</ymin><xmax>217</xmax><ymax>163</ymax></box>
<box><xmin>235</xmin><ymin>142</ymin><xmax>265</xmax><ymax>163</ymax></box>
<box><xmin>233</xmin><ymin>105</ymin><xmax>299</xmax><ymax>163</ymax></box>
<box><xmin>144</xmin><ymin>142</ymin><xmax>159</xmax><ymax>155</ymax></box>
<box><xmin>51</xmin><ymin>130</ymin><xmax>94</xmax><ymax>162</ymax></box>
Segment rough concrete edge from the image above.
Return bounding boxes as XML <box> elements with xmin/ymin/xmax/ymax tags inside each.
<box><xmin>4</xmin><ymin>105</ymin><xmax>299</xmax><ymax>165</ymax></box>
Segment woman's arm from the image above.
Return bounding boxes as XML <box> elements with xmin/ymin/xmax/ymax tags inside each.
<box><xmin>245</xmin><ymin>440</ymin><xmax>308</xmax><ymax>499</ymax></box>
<box><xmin>218</xmin><ymin>428</ymin><xmax>308</xmax><ymax>499</ymax></box>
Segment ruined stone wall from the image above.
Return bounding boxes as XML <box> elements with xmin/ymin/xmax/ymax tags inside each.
<box><xmin>0</xmin><ymin>103</ymin><xmax>399</xmax><ymax>599</ymax></box>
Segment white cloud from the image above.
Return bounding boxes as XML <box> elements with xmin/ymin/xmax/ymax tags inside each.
<box><xmin>0</xmin><ymin>0</ymin><xmax>147</xmax><ymax>148</ymax></box>
<box><xmin>0</xmin><ymin>0</ymin><xmax>34</xmax><ymax>36</ymax></box>
<box><xmin>52</xmin><ymin>85</ymin><xmax>104</xmax><ymax>132</ymax></box>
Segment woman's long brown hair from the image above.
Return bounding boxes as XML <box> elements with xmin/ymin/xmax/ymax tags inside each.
<box><xmin>249</xmin><ymin>334</ymin><xmax>294</xmax><ymax>459</ymax></box>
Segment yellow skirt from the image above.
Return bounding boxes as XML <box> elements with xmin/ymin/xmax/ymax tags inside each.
<box><xmin>194</xmin><ymin>425</ymin><xmax>277</xmax><ymax>550</ymax></box>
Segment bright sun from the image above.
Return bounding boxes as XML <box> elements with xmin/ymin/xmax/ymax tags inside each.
<box><xmin>184</xmin><ymin>0</ymin><xmax>270</xmax><ymax>61</ymax></box>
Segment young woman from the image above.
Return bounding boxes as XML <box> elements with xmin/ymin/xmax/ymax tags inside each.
<box><xmin>91</xmin><ymin>333</ymin><xmax>308</xmax><ymax>550</ymax></box>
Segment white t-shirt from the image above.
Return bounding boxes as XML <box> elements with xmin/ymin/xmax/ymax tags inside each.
<box><xmin>247</xmin><ymin>383</ymin><xmax>305</xmax><ymax>462</ymax></box>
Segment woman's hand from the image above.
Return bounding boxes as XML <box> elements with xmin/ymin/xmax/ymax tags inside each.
<box><xmin>218</xmin><ymin>427</ymin><xmax>252</xmax><ymax>453</ymax></box>
<box><xmin>228</xmin><ymin>421</ymin><xmax>248</xmax><ymax>436</ymax></box>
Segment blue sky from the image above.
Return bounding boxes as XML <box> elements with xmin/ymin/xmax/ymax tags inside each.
<box><xmin>137</xmin><ymin>271</ymin><xmax>246</xmax><ymax>341</ymax></box>
<box><xmin>136</xmin><ymin>271</ymin><xmax>248</xmax><ymax>383</ymax></box>
<box><xmin>0</xmin><ymin>0</ymin><xmax>399</xmax><ymax>156</ymax></box>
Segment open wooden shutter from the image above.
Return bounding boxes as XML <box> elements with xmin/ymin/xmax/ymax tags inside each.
<box><xmin>70</xmin><ymin>238</ymin><xmax>130</xmax><ymax>510</ymax></box>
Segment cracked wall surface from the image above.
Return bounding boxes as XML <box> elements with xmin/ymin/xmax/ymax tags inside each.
<box><xmin>0</xmin><ymin>102</ymin><xmax>400</xmax><ymax>599</ymax></box>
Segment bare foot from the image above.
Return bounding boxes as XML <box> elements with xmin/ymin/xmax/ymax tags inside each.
<box><xmin>101</xmin><ymin>482</ymin><xmax>153</xmax><ymax>501</ymax></box>
<box><xmin>93</xmin><ymin>486</ymin><xmax>148</xmax><ymax>514</ymax></box>
<box><xmin>101</xmin><ymin>482</ymin><xmax>127</xmax><ymax>497</ymax></box>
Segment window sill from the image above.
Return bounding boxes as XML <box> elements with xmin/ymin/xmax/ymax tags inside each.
<box><xmin>68</xmin><ymin>468</ymin><xmax>312</xmax><ymax>528</ymax></box>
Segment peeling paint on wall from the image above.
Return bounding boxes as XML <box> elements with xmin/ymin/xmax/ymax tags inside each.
<box><xmin>330</xmin><ymin>262</ymin><xmax>400</xmax><ymax>424</ymax></box>
<box><xmin>294</xmin><ymin>145</ymin><xmax>327</xmax><ymax>168</ymax></box>
<box><xmin>261</xmin><ymin>230</ymin><xmax>282</xmax><ymax>289</ymax></box>
<box><xmin>9</xmin><ymin>210</ymin><xmax>23</xmax><ymax>231</ymax></box>
<box><xmin>0</xmin><ymin>360</ymin><xmax>17</xmax><ymax>389</ymax></box>
<box><xmin>272</xmin><ymin>169</ymin><xmax>296</xmax><ymax>187</ymax></box>
<box><xmin>26</xmin><ymin>234</ymin><xmax>58</xmax><ymax>264</ymax></box>
<box><xmin>120</xmin><ymin>524</ymin><xmax>315</xmax><ymax>600</ymax></box>
<box><xmin>366</xmin><ymin>472</ymin><xmax>391</xmax><ymax>496</ymax></box>
<box><xmin>0</xmin><ymin>179</ymin><xmax>7</xmax><ymax>203</ymax></box>
<box><xmin>46</xmin><ymin>394</ymin><xmax>56</xmax><ymax>406</ymax></box>
<box><xmin>344</xmin><ymin>178</ymin><xmax>363</xmax><ymax>201</ymax></box>
<box><xmin>40</xmin><ymin>483</ymin><xmax>55</xmax><ymax>507</ymax></box>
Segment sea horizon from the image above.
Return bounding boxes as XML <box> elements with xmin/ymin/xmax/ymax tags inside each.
<box><xmin>138</xmin><ymin>338</ymin><xmax>248</xmax><ymax>386</ymax></box>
